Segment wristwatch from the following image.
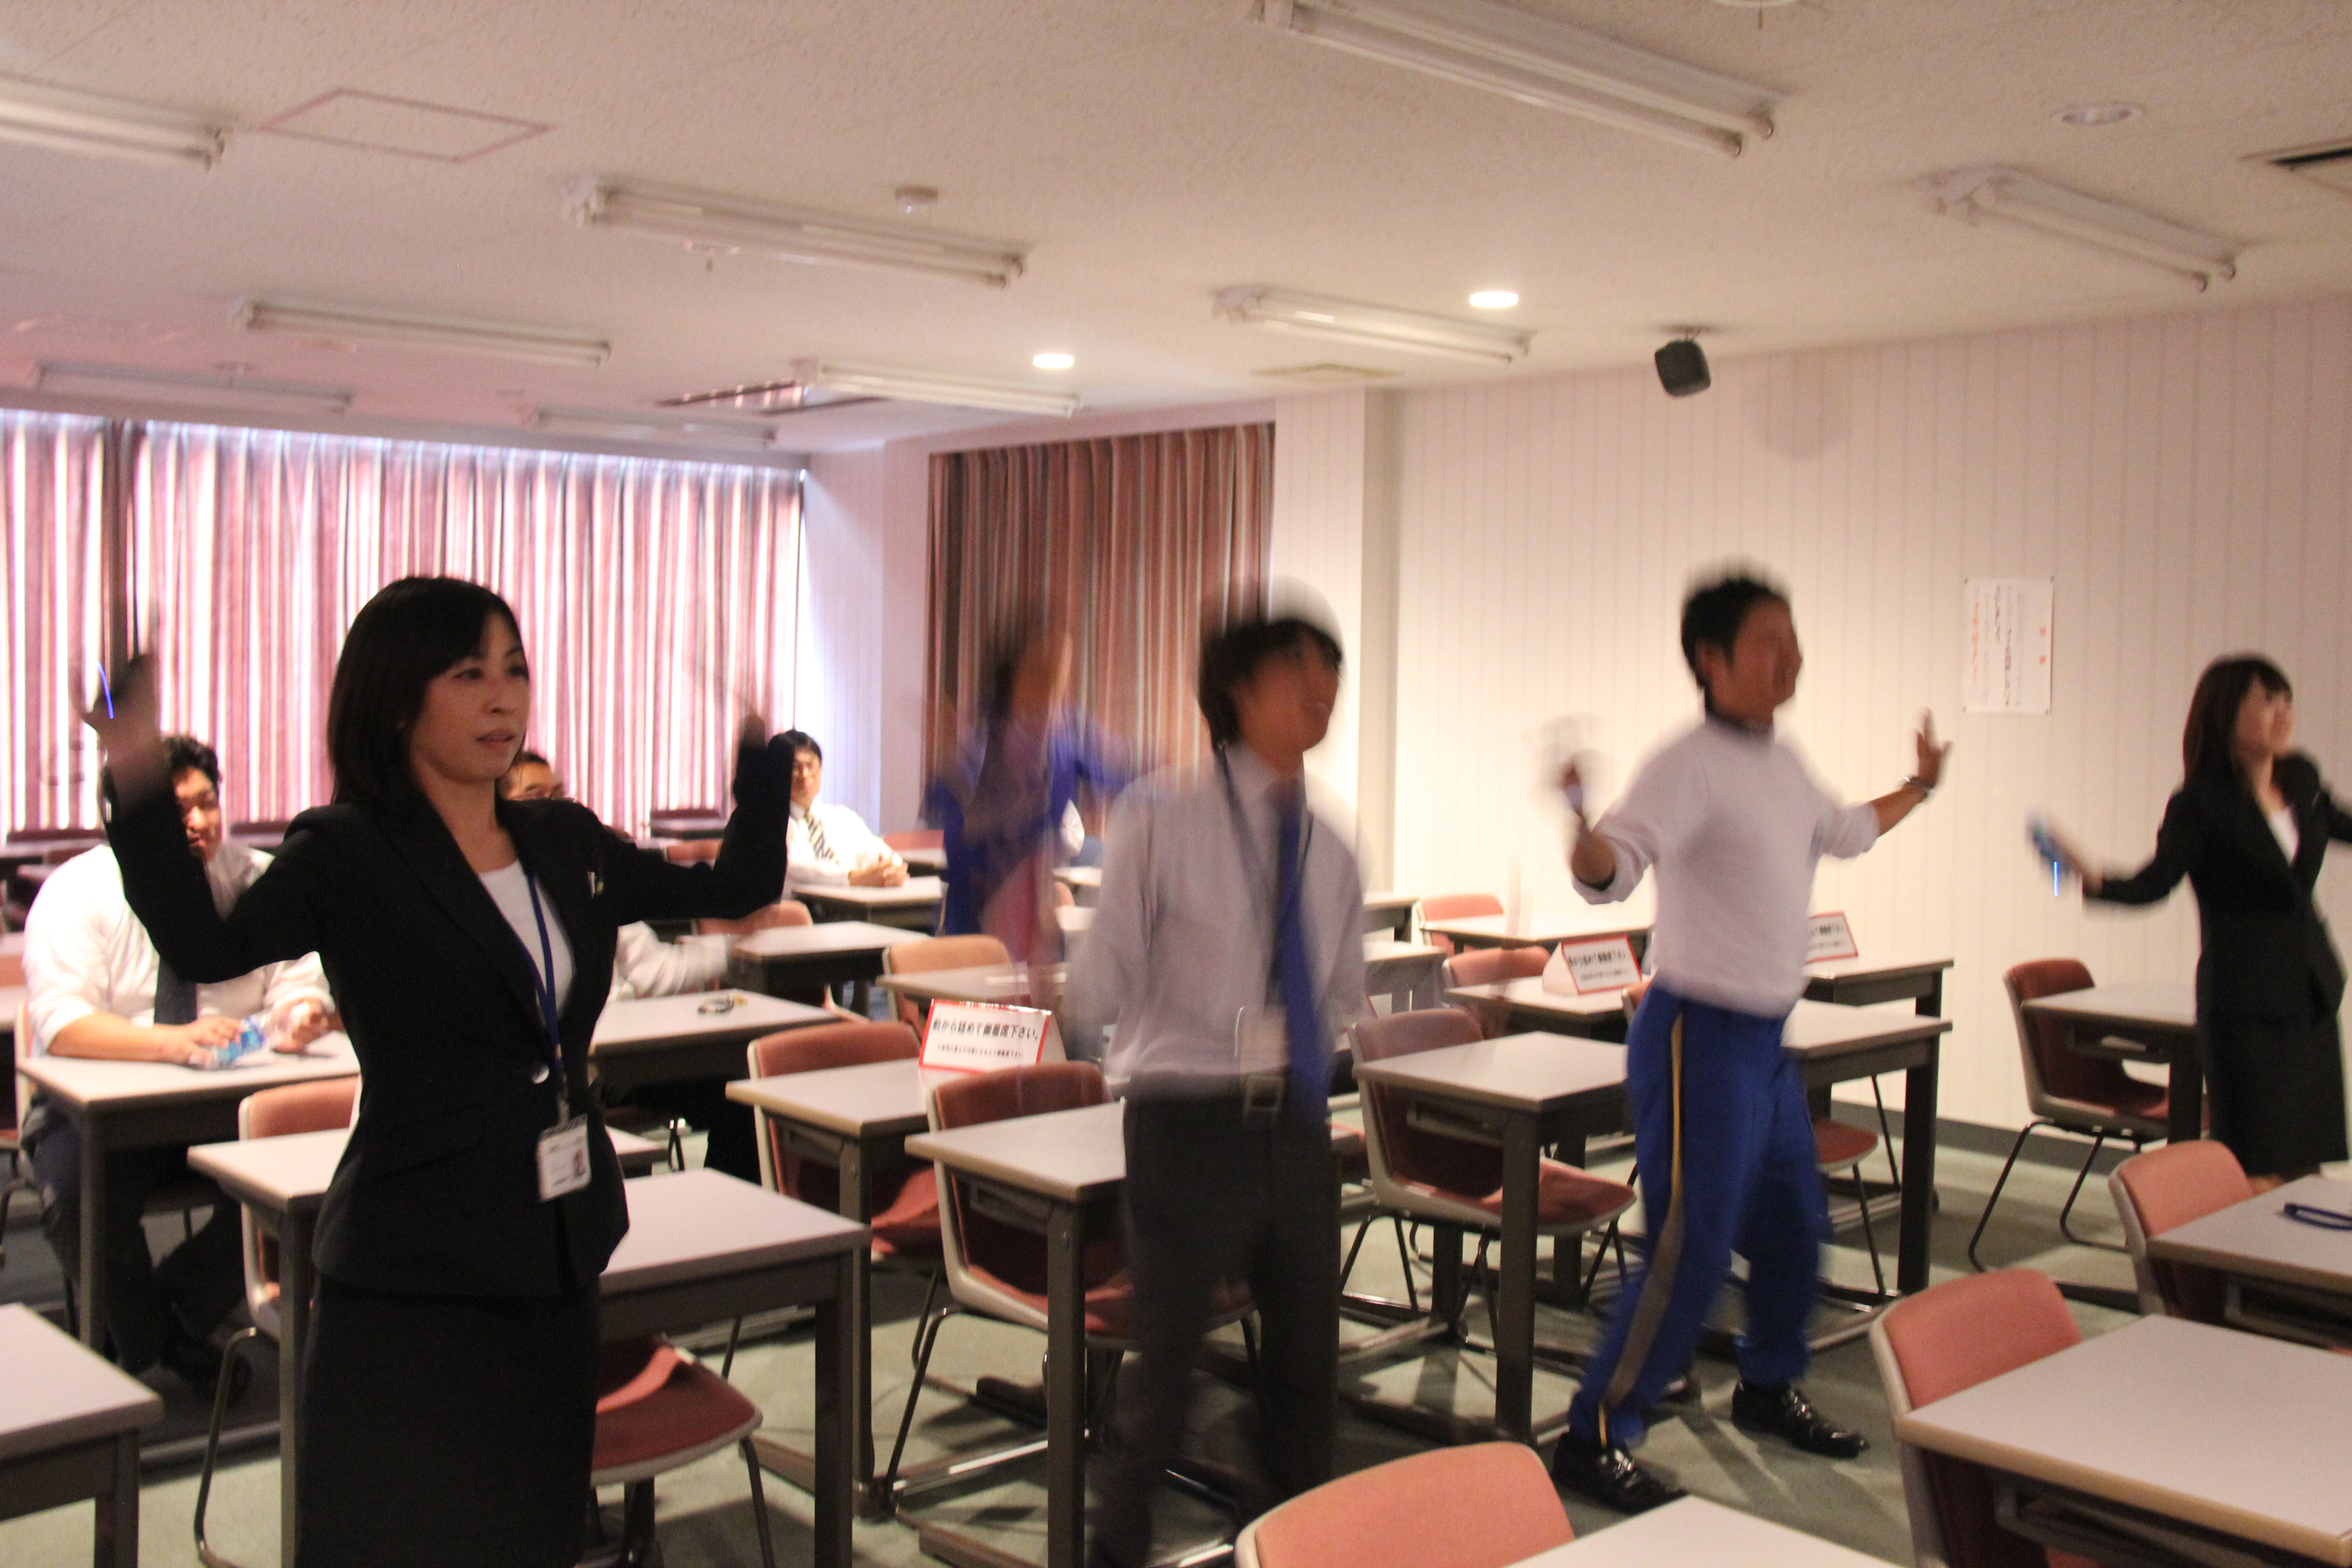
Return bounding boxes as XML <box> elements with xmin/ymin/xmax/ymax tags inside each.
<box><xmin>1903</xmin><ymin>774</ymin><xmax>1936</xmax><ymax>795</ymax></box>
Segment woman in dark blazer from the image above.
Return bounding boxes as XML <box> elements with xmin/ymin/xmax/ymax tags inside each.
<box><xmin>2061</xmin><ymin>654</ymin><xmax>2352</xmax><ymax>1184</ymax></box>
<box><xmin>88</xmin><ymin>577</ymin><xmax>788</xmax><ymax>1568</ymax></box>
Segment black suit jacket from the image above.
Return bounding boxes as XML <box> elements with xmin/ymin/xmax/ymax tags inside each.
<box><xmin>2091</xmin><ymin>753</ymin><xmax>2352</xmax><ymax>1023</ymax></box>
<box><xmin>107</xmin><ymin>738</ymin><xmax>789</xmax><ymax>1297</ymax></box>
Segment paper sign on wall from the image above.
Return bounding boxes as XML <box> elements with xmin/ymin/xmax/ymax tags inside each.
<box><xmin>1963</xmin><ymin>578</ymin><xmax>2054</xmax><ymax>715</ymax></box>
<box><xmin>1542</xmin><ymin>936</ymin><xmax>1642</xmax><ymax>995</ymax></box>
<box><xmin>919</xmin><ymin>1002</ymin><xmax>1064</xmax><ymax>1076</ymax></box>
<box><xmin>1807</xmin><ymin>912</ymin><xmax>1859</xmax><ymax>963</ymax></box>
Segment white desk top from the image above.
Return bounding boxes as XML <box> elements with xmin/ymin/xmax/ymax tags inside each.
<box><xmin>2019</xmin><ymin>981</ymin><xmax>2196</xmax><ymax>1034</ymax></box>
<box><xmin>878</xmin><ymin>963</ymin><xmax>1059</xmax><ymax>1007</ymax></box>
<box><xmin>727</xmin><ymin>1059</ymin><xmax>928</xmax><ymax>1139</ymax></box>
<box><xmin>1053</xmin><ymin>866</ymin><xmax>1101</xmax><ymax>890</ymax></box>
<box><xmin>591</xmin><ymin>991</ymin><xmax>831</xmax><ymax>1053</ymax></box>
<box><xmin>1362</xmin><ymin>891</ymin><xmax>1419</xmax><ymax>915</ymax></box>
<box><xmin>0</xmin><ymin>931</ymin><xmax>24</xmax><ymax>956</ymax></box>
<box><xmin>907</xmin><ymin>1100</ymin><xmax>1126</xmax><ymax>1205</ymax></box>
<box><xmin>1895</xmin><ymin>1315</ymin><xmax>2352</xmax><ymax>1565</ymax></box>
<box><xmin>798</xmin><ymin>876</ymin><xmax>946</xmax><ymax>910</ymax></box>
<box><xmin>603</xmin><ymin>1168</ymin><xmax>867</xmax><ymax>1295</ymax></box>
<box><xmin>1363</xmin><ymin>939</ymin><xmax>1444</xmax><ymax>969</ymax></box>
<box><xmin>1353</xmin><ymin>1032</ymin><xmax>1630</xmax><ymax>1115</ymax></box>
<box><xmin>1802</xmin><ymin>952</ymin><xmax>1955</xmax><ymax>983</ymax></box>
<box><xmin>1419</xmin><ymin>912</ymin><xmax>1648</xmax><ymax>946</ymax></box>
<box><xmin>0</xmin><ymin>1303</ymin><xmax>164</xmax><ymax>1462</ymax></box>
<box><xmin>1444</xmin><ymin>976</ymin><xmax>1625</xmax><ymax>1021</ymax></box>
<box><xmin>1511</xmin><ymin>1498</ymin><xmax>1894</xmax><ymax>1568</ymax></box>
<box><xmin>901</xmin><ymin>847</ymin><xmax>947</xmax><ymax>873</ymax></box>
<box><xmin>190</xmin><ymin>1124</ymin><xmax>665</xmax><ymax>1214</ymax></box>
<box><xmin>19</xmin><ymin>1037</ymin><xmax>359</xmax><ymax>1113</ymax></box>
<box><xmin>1780</xmin><ymin>999</ymin><xmax>1950</xmax><ymax>1060</ymax></box>
<box><xmin>2146</xmin><ymin>1174</ymin><xmax>2352</xmax><ymax>1296</ymax></box>
<box><xmin>735</xmin><ymin>921</ymin><xmax>926</xmax><ymax>961</ymax></box>
<box><xmin>1</xmin><ymin>983</ymin><xmax>25</xmax><ymax>1031</ymax></box>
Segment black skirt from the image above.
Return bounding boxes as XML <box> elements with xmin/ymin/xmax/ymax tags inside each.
<box><xmin>2202</xmin><ymin>1014</ymin><xmax>2350</xmax><ymax>1177</ymax></box>
<box><xmin>298</xmin><ymin>1274</ymin><xmax>599</xmax><ymax>1568</ymax></box>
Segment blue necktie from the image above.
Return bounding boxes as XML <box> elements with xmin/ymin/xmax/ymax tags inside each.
<box><xmin>1274</xmin><ymin>788</ymin><xmax>1327</xmax><ymax>1125</ymax></box>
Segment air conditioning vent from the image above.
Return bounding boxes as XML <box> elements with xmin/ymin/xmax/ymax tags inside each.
<box><xmin>1249</xmin><ymin>362</ymin><xmax>1399</xmax><ymax>385</ymax></box>
<box><xmin>2254</xmin><ymin>138</ymin><xmax>2352</xmax><ymax>199</ymax></box>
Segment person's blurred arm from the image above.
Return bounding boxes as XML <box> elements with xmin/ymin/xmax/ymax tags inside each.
<box><xmin>609</xmin><ymin>922</ymin><xmax>730</xmax><ymax>1000</ymax></box>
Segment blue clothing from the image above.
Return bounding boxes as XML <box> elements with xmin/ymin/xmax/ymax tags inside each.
<box><xmin>1567</xmin><ymin>984</ymin><xmax>1825</xmax><ymax>1449</ymax></box>
<box><xmin>925</xmin><ymin>720</ymin><xmax>1127</xmax><ymax>937</ymax></box>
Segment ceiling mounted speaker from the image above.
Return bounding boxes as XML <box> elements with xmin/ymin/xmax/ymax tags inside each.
<box><xmin>1655</xmin><ymin>336</ymin><xmax>1710</xmax><ymax>397</ymax></box>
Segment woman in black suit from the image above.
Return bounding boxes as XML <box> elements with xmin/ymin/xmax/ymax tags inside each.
<box><xmin>88</xmin><ymin>577</ymin><xmax>788</xmax><ymax>1568</ymax></box>
<box><xmin>2058</xmin><ymin>654</ymin><xmax>2352</xmax><ymax>1185</ymax></box>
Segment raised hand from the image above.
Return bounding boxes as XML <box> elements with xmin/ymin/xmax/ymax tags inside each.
<box><xmin>1913</xmin><ymin>711</ymin><xmax>1952</xmax><ymax>790</ymax></box>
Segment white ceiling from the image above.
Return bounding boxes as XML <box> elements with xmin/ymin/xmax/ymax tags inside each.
<box><xmin>3</xmin><ymin>0</ymin><xmax>2350</xmax><ymax>454</ymax></box>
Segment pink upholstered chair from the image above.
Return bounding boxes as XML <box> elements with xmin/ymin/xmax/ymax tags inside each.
<box><xmin>1417</xmin><ymin>893</ymin><xmax>1504</xmax><ymax>957</ymax></box>
<box><xmin>881</xmin><ymin>933</ymin><xmax>1011</xmax><ymax>1033</ymax></box>
<box><xmin>1440</xmin><ymin>946</ymin><xmax>1549</xmax><ymax>1037</ymax></box>
<box><xmin>591</xmin><ymin>1338</ymin><xmax>776</xmax><ymax>1568</ymax></box>
<box><xmin>1816</xmin><ymin>1117</ymin><xmax>1891</xmax><ymax>1297</ymax></box>
<box><xmin>1871</xmin><ymin>1270</ymin><xmax>2097</xmax><ymax>1568</ymax></box>
<box><xmin>883</xmin><ymin>829</ymin><xmax>943</xmax><ymax>854</ymax></box>
<box><xmin>695</xmin><ymin>898</ymin><xmax>811</xmax><ymax>939</ymax></box>
<box><xmin>1236</xmin><ymin>1443</ymin><xmax>1571</xmax><ymax>1568</ymax></box>
<box><xmin>2108</xmin><ymin>1141</ymin><xmax>2252</xmax><ymax>1325</ymax></box>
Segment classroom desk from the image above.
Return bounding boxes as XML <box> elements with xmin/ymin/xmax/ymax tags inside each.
<box><xmin>2145</xmin><ymin>1173</ymin><xmax>2352</xmax><ymax>1343</ymax></box>
<box><xmin>2</xmin><ymin>983</ymin><xmax>26</xmax><ymax>1046</ymax></box>
<box><xmin>900</xmin><ymin>846</ymin><xmax>947</xmax><ymax>874</ymax></box>
<box><xmin>1364</xmin><ymin>939</ymin><xmax>1446</xmax><ymax>1010</ymax></box>
<box><xmin>589</xmin><ymin>991</ymin><xmax>832</xmax><ymax>1099</ymax></box>
<box><xmin>1052</xmin><ymin>865</ymin><xmax>1101</xmax><ymax>906</ymax></box>
<box><xmin>0</xmin><ymin>1303</ymin><xmax>162</xmax><ymax>1568</ymax></box>
<box><xmin>797</xmin><ymin>876</ymin><xmax>946</xmax><ymax>932</ymax></box>
<box><xmin>1419</xmin><ymin>912</ymin><xmax>1650</xmax><ymax>958</ymax></box>
<box><xmin>1895</xmin><ymin>1314</ymin><xmax>2352</xmax><ymax>1567</ymax></box>
<box><xmin>726</xmin><ymin>1059</ymin><xmax>931</xmax><ymax>1514</ymax></box>
<box><xmin>1802</xmin><ymin>953</ymin><xmax>1953</xmax><ymax>1014</ymax></box>
<box><xmin>18</xmin><ymin>1042</ymin><xmax>360</xmax><ymax>1352</ymax></box>
<box><xmin>185</xmin><ymin>1147</ymin><xmax>867</xmax><ymax>1568</ymax></box>
<box><xmin>884</xmin><ymin>941</ymin><xmax>1444</xmax><ymax>1019</ymax></box>
<box><xmin>905</xmin><ymin>1101</ymin><xmax>1126</xmax><ymax>1568</ymax></box>
<box><xmin>1442</xmin><ymin>976</ymin><xmax>1628</xmax><ymax>1040</ymax></box>
<box><xmin>1362</xmin><ymin>891</ymin><xmax>1419</xmax><ymax>941</ymax></box>
<box><xmin>1507</xmin><ymin>1496</ymin><xmax>1896</xmax><ymax>1567</ymax></box>
<box><xmin>732</xmin><ymin>920</ymin><xmax>923</xmax><ymax>1016</ymax></box>
<box><xmin>2019</xmin><ymin>982</ymin><xmax>2199</xmax><ymax>1145</ymax></box>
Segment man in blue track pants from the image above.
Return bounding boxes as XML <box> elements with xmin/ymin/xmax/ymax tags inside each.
<box><xmin>1549</xmin><ymin>570</ymin><xmax>1950</xmax><ymax>1512</ymax></box>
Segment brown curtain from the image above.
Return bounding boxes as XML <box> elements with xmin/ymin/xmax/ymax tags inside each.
<box><xmin>925</xmin><ymin>424</ymin><xmax>1272</xmax><ymax>787</ymax></box>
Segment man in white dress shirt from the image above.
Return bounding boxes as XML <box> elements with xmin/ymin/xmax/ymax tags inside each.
<box><xmin>777</xmin><ymin>730</ymin><xmax>907</xmax><ymax>890</ymax></box>
<box><xmin>22</xmin><ymin>735</ymin><xmax>334</xmax><ymax>1387</ymax></box>
<box><xmin>1067</xmin><ymin>608</ymin><xmax>1366</xmax><ymax>1568</ymax></box>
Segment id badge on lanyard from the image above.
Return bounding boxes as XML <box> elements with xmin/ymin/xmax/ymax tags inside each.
<box><xmin>522</xmin><ymin>870</ymin><xmax>591</xmax><ymax>1202</ymax></box>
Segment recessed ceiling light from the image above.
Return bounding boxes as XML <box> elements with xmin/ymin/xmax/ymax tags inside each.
<box><xmin>2054</xmin><ymin>102</ymin><xmax>2142</xmax><ymax>128</ymax></box>
<box><xmin>1468</xmin><ymin>290</ymin><xmax>1519</xmax><ymax>310</ymax></box>
<box><xmin>1032</xmin><ymin>351</ymin><xmax>1075</xmax><ymax>370</ymax></box>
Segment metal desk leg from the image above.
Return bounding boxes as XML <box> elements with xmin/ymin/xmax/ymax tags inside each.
<box><xmin>1897</xmin><ymin>1039</ymin><xmax>1940</xmax><ymax>1295</ymax></box>
<box><xmin>2168</xmin><ymin>1031</ymin><xmax>2204</xmax><ymax>1146</ymax></box>
<box><xmin>77</xmin><ymin>1110</ymin><xmax>105</xmax><ymax>1349</ymax></box>
<box><xmin>812</xmin><ymin>1255</ymin><xmax>856</xmax><ymax>1568</ymax></box>
<box><xmin>850</xmin><ymin>978</ymin><xmax>871</xmax><ymax>1018</ymax></box>
<box><xmin>1044</xmin><ymin>1204</ymin><xmax>1087</xmax><ymax>1568</ymax></box>
<box><xmin>97</xmin><ymin>1429</ymin><xmax>139</xmax><ymax>1568</ymax></box>
<box><xmin>1495</xmin><ymin>1115</ymin><xmax>1541</xmax><ymax>1445</ymax></box>
<box><xmin>838</xmin><ymin>1140</ymin><xmax>878</xmax><ymax>1514</ymax></box>
<box><xmin>276</xmin><ymin>1212</ymin><xmax>314</xmax><ymax>1568</ymax></box>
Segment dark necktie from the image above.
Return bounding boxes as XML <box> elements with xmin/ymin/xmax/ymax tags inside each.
<box><xmin>153</xmin><ymin>957</ymin><xmax>199</xmax><ymax>1026</ymax></box>
<box><xmin>1273</xmin><ymin>787</ymin><xmax>1327</xmax><ymax>1125</ymax></box>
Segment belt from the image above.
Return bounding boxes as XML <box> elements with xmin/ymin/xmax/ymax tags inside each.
<box><xmin>1130</xmin><ymin>1071</ymin><xmax>1291</xmax><ymax>1126</ymax></box>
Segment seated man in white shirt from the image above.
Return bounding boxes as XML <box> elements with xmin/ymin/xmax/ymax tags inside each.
<box><xmin>779</xmin><ymin>730</ymin><xmax>907</xmax><ymax>890</ymax></box>
<box><xmin>22</xmin><ymin>735</ymin><xmax>334</xmax><ymax>1391</ymax></box>
<box><xmin>499</xmin><ymin>750</ymin><xmax>755</xmax><ymax>1177</ymax></box>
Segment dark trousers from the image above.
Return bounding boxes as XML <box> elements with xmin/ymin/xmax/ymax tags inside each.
<box><xmin>1091</xmin><ymin>1097</ymin><xmax>1339</xmax><ymax>1568</ymax></box>
<box><xmin>617</xmin><ymin>1077</ymin><xmax>760</xmax><ymax>1181</ymax></box>
<box><xmin>29</xmin><ymin>1107</ymin><xmax>243</xmax><ymax>1371</ymax></box>
<box><xmin>1565</xmin><ymin>986</ymin><xmax>1824</xmax><ymax>1451</ymax></box>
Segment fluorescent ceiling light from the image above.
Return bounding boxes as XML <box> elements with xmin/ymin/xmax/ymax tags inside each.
<box><xmin>1251</xmin><ymin>0</ymin><xmax>1776</xmax><ymax>158</ymax></box>
<box><xmin>793</xmin><ymin>359</ymin><xmax>1080</xmax><ymax>418</ymax></box>
<box><xmin>33</xmin><ymin>360</ymin><xmax>353</xmax><ymax>415</ymax></box>
<box><xmin>0</xmin><ymin>75</ymin><xmax>229</xmax><ymax>169</ymax></box>
<box><xmin>1214</xmin><ymin>285</ymin><xmax>1532</xmax><ymax>365</ymax></box>
<box><xmin>532</xmin><ymin>405</ymin><xmax>784</xmax><ymax>451</ymax></box>
<box><xmin>568</xmin><ymin>177</ymin><xmax>1029</xmax><ymax>289</ymax></box>
<box><xmin>1917</xmin><ymin>166</ymin><xmax>2238</xmax><ymax>290</ymax></box>
<box><xmin>1468</xmin><ymin>289</ymin><xmax>1519</xmax><ymax>309</ymax></box>
<box><xmin>1032</xmin><ymin>352</ymin><xmax>1075</xmax><ymax>370</ymax></box>
<box><xmin>234</xmin><ymin>297</ymin><xmax>612</xmax><ymax>366</ymax></box>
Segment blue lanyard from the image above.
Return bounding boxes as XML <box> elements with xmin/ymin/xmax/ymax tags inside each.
<box><xmin>520</xmin><ymin>870</ymin><xmax>569</xmax><ymax>1115</ymax></box>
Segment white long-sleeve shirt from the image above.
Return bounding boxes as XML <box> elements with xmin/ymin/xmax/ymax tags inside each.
<box><xmin>608</xmin><ymin>923</ymin><xmax>730</xmax><ymax>1000</ymax></box>
<box><xmin>22</xmin><ymin>841</ymin><xmax>332</xmax><ymax>1053</ymax></box>
<box><xmin>785</xmin><ymin>802</ymin><xmax>898</xmax><ymax>891</ymax></box>
<box><xmin>1578</xmin><ymin>716</ymin><xmax>1879</xmax><ymax>1016</ymax></box>
<box><xmin>1065</xmin><ymin>745</ymin><xmax>1367</xmax><ymax>1093</ymax></box>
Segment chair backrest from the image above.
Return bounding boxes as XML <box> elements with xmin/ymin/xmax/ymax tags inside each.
<box><xmin>1239</xmin><ymin>1443</ymin><xmax>1571</xmax><ymax>1568</ymax></box>
<box><xmin>884</xmin><ymin>829</ymin><xmax>943</xmax><ymax>852</ymax></box>
<box><xmin>665</xmin><ymin>838</ymin><xmax>724</xmax><ymax>864</ymax></box>
<box><xmin>1443</xmin><ymin>946</ymin><xmax>1548</xmax><ymax>991</ymax></box>
<box><xmin>2003</xmin><ymin>959</ymin><xmax>2139</xmax><ymax>1113</ymax></box>
<box><xmin>1353</xmin><ymin>1009</ymin><xmax>1499</xmax><ymax>1198</ymax></box>
<box><xmin>2109</xmin><ymin>1141</ymin><xmax>2252</xmax><ymax>1322</ymax></box>
<box><xmin>930</xmin><ymin>1062</ymin><xmax>1114</xmax><ymax>1300</ymax></box>
<box><xmin>237</xmin><ymin>1078</ymin><xmax>361</xmax><ymax>1336</ymax></box>
<box><xmin>0</xmin><ymin>952</ymin><xmax>23</xmax><ymax>986</ymax></box>
<box><xmin>697</xmin><ymin>899</ymin><xmax>811</xmax><ymax>939</ymax></box>
<box><xmin>1418</xmin><ymin>893</ymin><xmax>1504</xmax><ymax>955</ymax></box>
<box><xmin>884</xmin><ymin>934</ymin><xmax>1013</xmax><ymax>1030</ymax></box>
<box><xmin>746</xmin><ymin>1021</ymin><xmax>921</xmax><ymax>1202</ymax></box>
<box><xmin>1871</xmin><ymin>1270</ymin><xmax>2081</xmax><ymax>1568</ymax></box>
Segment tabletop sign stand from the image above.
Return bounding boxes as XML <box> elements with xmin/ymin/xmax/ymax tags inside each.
<box><xmin>1807</xmin><ymin>911</ymin><xmax>1860</xmax><ymax>963</ymax></box>
<box><xmin>918</xmin><ymin>1000</ymin><xmax>1064</xmax><ymax>1101</ymax></box>
<box><xmin>1542</xmin><ymin>935</ymin><xmax>1642</xmax><ymax>995</ymax></box>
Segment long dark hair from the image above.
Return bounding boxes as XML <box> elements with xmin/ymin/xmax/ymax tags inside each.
<box><xmin>328</xmin><ymin>577</ymin><xmax>522</xmax><ymax>810</ymax></box>
<box><xmin>2182</xmin><ymin>654</ymin><xmax>2292</xmax><ymax>786</ymax></box>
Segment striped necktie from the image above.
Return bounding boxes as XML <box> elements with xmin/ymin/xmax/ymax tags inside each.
<box><xmin>804</xmin><ymin>808</ymin><xmax>835</xmax><ymax>863</ymax></box>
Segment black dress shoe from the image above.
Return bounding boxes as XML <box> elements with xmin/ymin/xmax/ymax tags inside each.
<box><xmin>1730</xmin><ymin>1382</ymin><xmax>1868</xmax><ymax>1458</ymax></box>
<box><xmin>1548</xmin><ymin>1432</ymin><xmax>1686</xmax><ymax>1513</ymax></box>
